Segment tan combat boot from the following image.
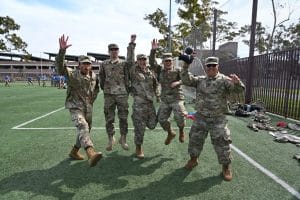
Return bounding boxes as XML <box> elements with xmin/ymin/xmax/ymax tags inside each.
<box><xmin>106</xmin><ymin>135</ymin><xmax>116</xmax><ymax>151</ymax></box>
<box><xmin>185</xmin><ymin>156</ymin><xmax>198</xmax><ymax>170</ymax></box>
<box><xmin>119</xmin><ymin>134</ymin><xmax>129</xmax><ymax>150</ymax></box>
<box><xmin>135</xmin><ymin>145</ymin><xmax>144</xmax><ymax>159</ymax></box>
<box><xmin>69</xmin><ymin>146</ymin><xmax>84</xmax><ymax>160</ymax></box>
<box><xmin>222</xmin><ymin>164</ymin><xmax>233</xmax><ymax>181</ymax></box>
<box><xmin>164</xmin><ymin>130</ymin><xmax>176</xmax><ymax>145</ymax></box>
<box><xmin>86</xmin><ymin>147</ymin><xmax>102</xmax><ymax>167</ymax></box>
<box><xmin>179</xmin><ymin>127</ymin><xmax>185</xmax><ymax>143</ymax></box>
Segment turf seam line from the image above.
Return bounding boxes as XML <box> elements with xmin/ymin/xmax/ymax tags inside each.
<box><xmin>231</xmin><ymin>144</ymin><xmax>300</xmax><ymax>199</ymax></box>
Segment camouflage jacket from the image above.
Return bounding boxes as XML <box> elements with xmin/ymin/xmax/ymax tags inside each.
<box><xmin>129</xmin><ymin>64</ymin><xmax>159</xmax><ymax>102</ymax></box>
<box><xmin>55</xmin><ymin>49</ymin><xmax>99</xmax><ymax>109</ymax></box>
<box><xmin>181</xmin><ymin>68</ymin><xmax>245</xmax><ymax>117</ymax></box>
<box><xmin>99</xmin><ymin>42</ymin><xmax>135</xmax><ymax>95</ymax></box>
<box><xmin>149</xmin><ymin>49</ymin><xmax>184</xmax><ymax>102</ymax></box>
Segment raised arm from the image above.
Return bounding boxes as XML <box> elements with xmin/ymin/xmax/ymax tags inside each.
<box><xmin>149</xmin><ymin>39</ymin><xmax>161</xmax><ymax>73</ymax></box>
<box><xmin>55</xmin><ymin>34</ymin><xmax>72</xmax><ymax>75</ymax></box>
<box><xmin>126</xmin><ymin>34</ymin><xmax>136</xmax><ymax>66</ymax></box>
<box><xmin>225</xmin><ymin>74</ymin><xmax>245</xmax><ymax>94</ymax></box>
<box><xmin>180</xmin><ymin>61</ymin><xmax>199</xmax><ymax>87</ymax></box>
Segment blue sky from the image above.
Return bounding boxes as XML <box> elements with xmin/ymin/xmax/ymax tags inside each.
<box><xmin>1</xmin><ymin>0</ymin><xmax>299</xmax><ymax>58</ymax></box>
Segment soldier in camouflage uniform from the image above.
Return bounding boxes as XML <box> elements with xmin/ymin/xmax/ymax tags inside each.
<box><xmin>149</xmin><ymin>39</ymin><xmax>187</xmax><ymax>145</ymax></box>
<box><xmin>99</xmin><ymin>34</ymin><xmax>136</xmax><ymax>151</ymax></box>
<box><xmin>130</xmin><ymin>54</ymin><xmax>159</xmax><ymax>159</ymax></box>
<box><xmin>56</xmin><ymin>34</ymin><xmax>102</xmax><ymax>167</ymax></box>
<box><xmin>180</xmin><ymin>56</ymin><xmax>245</xmax><ymax>181</ymax></box>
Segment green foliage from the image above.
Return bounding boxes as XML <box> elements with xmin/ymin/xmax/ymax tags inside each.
<box><xmin>144</xmin><ymin>0</ymin><xmax>238</xmax><ymax>54</ymax></box>
<box><xmin>239</xmin><ymin>18</ymin><xmax>300</xmax><ymax>54</ymax></box>
<box><xmin>272</xmin><ymin>19</ymin><xmax>300</xmax><ymax>51</ymax></box>
<box><xmin>144</xmin><ymin>9</ymin><xmax>169</xmax><ymax>34</ymax></box>
<box><xmin>0</xmin><ymin>16</ymin><xmax>28</xmax><ymax>53</ymax></box>
<box><xmin>215</xmin><ymin>10</ymin><xmax>240</xmax><ymax>42</ymax></box>
<box><xmin>239</xmin><ymin>22</ymin><xmax>269</xmax><ymax>54</ymax></box>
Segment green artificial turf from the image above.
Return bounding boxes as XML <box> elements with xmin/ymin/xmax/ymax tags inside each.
<box><xmin>0</xmin><ymin>83</ymin><xmax>299</xmax><ymax>200</ymax></box>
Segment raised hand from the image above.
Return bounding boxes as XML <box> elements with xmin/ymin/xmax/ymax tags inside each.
<box><xmin>131</xmin><ymin>34</ymin><xmax>136</xmax><ymax>43</ymax></box>
<box><xmin>151</xmin><ymin>39</ymin><xmax>159</xmax><ymax>50</ymax></box>
<box><xmin>229</xmin><ymin>74</ymin><xmax>240</xmax><ymax>84</ymax></box>
<box><xmin>59</xmin><ymin>34</ymin><xmax>72</xmax><ymax>50</ymax></box>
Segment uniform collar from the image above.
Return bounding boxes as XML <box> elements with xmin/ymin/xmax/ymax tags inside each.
<box><xmin>109</xmin><ymin>58</ymin><xmax>119</xmax><ymax>64</ymax></box>
<box><xmin>207</xmin><ymin>72</ymin><xmax>219</xmax><ymax>80</ymax></box>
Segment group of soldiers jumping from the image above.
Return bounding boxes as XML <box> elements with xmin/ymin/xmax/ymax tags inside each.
<box><xmin>55</xmin><ymin>34</ymin><xmax>245</xmax><ymax>182</ymax></box>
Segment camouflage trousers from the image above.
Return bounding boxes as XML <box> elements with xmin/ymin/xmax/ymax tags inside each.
<box><xmin>157</xmin><ymin>100</ymin><xmax>186</xmax><ymax>131</ymax></box>
<box><xmin>131</xmin><ymin>96</ymin><xmax>157</xmax><ymax>145</ymax></box>
<box><xmin>188</xmin><ymin>113</ymin><xmax>232</xmax><ymax>165</ymax></box>
<box><xmin>104</xmin><ymin>94</ymin><xmax>129</xmax><ymax>136</ymax></box>
<box><xmin>69</xmin><ymin>107</ymin><xmax>94</xmax><ymax>149</ymax></box>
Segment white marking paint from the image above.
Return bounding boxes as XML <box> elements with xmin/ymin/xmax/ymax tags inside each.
<box><xmin>11</xmin><ymin>108</ymin><xmax>300</xmax><ymax>199</ymax></box>
<box><xmin>231</xmin><ymin>144</ymin><xmax>300</xmax><ymax>199</ymax></box>
<box><xmin>12</xmin><ymin>107</ymin><xmax>65</xmax><ymax>129</ymax></box>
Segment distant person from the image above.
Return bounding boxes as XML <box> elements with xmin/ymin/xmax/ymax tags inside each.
<box><xmin>99</xmin><ymin>34</ymin><xmax>136</xmax><ymax>151</ymax></box>
<box><xmin>149</xmin><ymin>39</ymin><xmax>187</xmax><ymax>145</ymax></box>
<box><xmin>41</xmin><ymin>75</ymin><xmax>47</xmax><ymax>87</ymax></box>
<box><xmin>55</xmin><ymin>34</ymin><xmax>102</xmax><ymax>167</ymax></box>
<box><xmin>27</xmin><ymin>77</ymin><xmax>33</xmax><ymax>85</ymax></box>
<box><xmin>181</xmin><ymin>56</ymin><xmax>245</xmax><ymax>181</ymax></box>
<box><xmin>37</xmin><ymin>75</ymin><xmax>41</xmax><ymax>86</ymax></box>
<box><xmin>129</xmin><ymin>54</ymin><xmax>159</xmax><ymax>159</ymax></box>
<box><xmin>4</xmin><ymin>75</ymin><xmax>10</xmax><ymax>87</ymax></box>
<box><xmin>58</xmin><ymin>75</ymin><xmax>65</xmax><ymax>89</ymax></box>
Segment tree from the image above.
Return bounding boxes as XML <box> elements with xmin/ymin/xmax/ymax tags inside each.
<box><xmin>272</xmin><ymin>19</ymin><xmax>300</xmax><ymax>50</ymax></box>
<box><xmin>239</xmin><ymin>22</ymin><xmax>269</xmax><ymax>54</ymax></box>
<box><xmin>215</xmin><ymin>9</ymin><xmax>240</xmax><ymax>43</ymax></box>
<box><xmin>144</xmin><ymin>0</ymin><xmax>239</xmax><ymax>56</ymax></box>
<box><xmin>0</xmin><ymin>16</ymin><xmax>28</xmax><ymax>53</ymax></box>
<box><xmin>238</xmin><ymin>0</ymin><xmax>299</xmax><ymax>55</ymax></box>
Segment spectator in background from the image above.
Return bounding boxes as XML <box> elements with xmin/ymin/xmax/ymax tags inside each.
<box><xmin>4</xmin><ymin>75</ymin><xmax>10</xmax><ymax>87</ymax></box>
<box><xmin>55</xmin><ymin>34</ymin><xmax>102</xmax><ymax>167</ymax></box>
<box><xmin>37</xmin><ymin>75</ymin><xmax>41</xmax><ymax>86</ymax></box>
<box><xmin>42</xmin><ymin>74</ymin><xmax>47</xmax><ymax>87</ymax></box>
<box><xmin>27</xmin><ymin>77</ymin><xmax>33</xmax><ymax>85</ymax></box>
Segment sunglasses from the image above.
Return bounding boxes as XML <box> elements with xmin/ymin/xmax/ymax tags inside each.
<box><xmin>206</xmin><ymin>64</ymin><xmax>217</xmax><ymax>68</ymax></box>
<box><xmin>164</xmin><ymin>60</ymin><xmax>172</xmax><ymax>63</ymax></box>
<box><xmin>110</xmin><ymin>48</ymin><xmax>119</xmax><ymax>51</ymax></box>
<box><xmin>138</xmin><ymin>58</ymin><xmax>147</xmax><ymax>61</ymax></box>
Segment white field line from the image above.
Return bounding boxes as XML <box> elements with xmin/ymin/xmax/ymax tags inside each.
<box><xmin>11</xmin><ymin>107</ymin><xmax>65</xmax><ymax>129</ymax></box>
<box><xmin>231</xmin><ymin>144</ymin><xmax>300</xmax><ymax>200</ymax></box>
<box><xmin>11</xmin><ymin>108</ymin><xmax>300</xmax><ymax>199</ymax></box>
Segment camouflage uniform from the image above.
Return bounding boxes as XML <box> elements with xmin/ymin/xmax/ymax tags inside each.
<box><xmin>149</xmin><ymin>50</ymin><xmax>186</xmax><ymax>133</ymax></box>
<box><xmin>56</xmin><ymin>49</ymin><xmax>99</xmax><ymax>149</ymax></box>
<box><xmin>130</xmin><ymin>55</ymin><xmax>159</xmax><ymax>145</ymax></box>
<box><xmin>181</xmin><ymin>66</ymin><xmax>245</xmax><ymax>165</ymax></box>
<box><xmin>99</xmin><ymin>42</ymin><xmax>135</xmax><ymax>137</ymax></box>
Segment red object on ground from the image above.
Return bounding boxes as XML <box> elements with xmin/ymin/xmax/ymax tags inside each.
<box><xmin>276</xmin><ymin>121</ymin><xmax>287</xmax><ymax>128</ymax></box>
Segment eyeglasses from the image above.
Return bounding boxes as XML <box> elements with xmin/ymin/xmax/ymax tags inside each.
<box><xmin>164</xmin><ymin>60</ymin><xmax>172</xmax><ymax>63</ymax></box>
<box><xmin>206</xmin><ymin>64</ymin><xmax>217</xmax><ymax>68</ymax></box>
<box><xmin>110</xmin><ymin>48</ymin><xmax>119</xmax><ymax>51</ymax></box>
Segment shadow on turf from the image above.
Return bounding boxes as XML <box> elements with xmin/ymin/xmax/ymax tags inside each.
<box><xmin>100</xmin><ymin>168</ymin><xmax>223</xmax><ymax>200</ymax></box>
<box><xmin>0</xmin><ymin>152</ymin><xmax>174</xmax><ymax>199</ymax></box>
